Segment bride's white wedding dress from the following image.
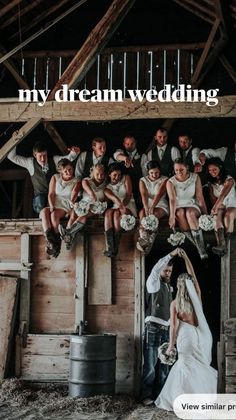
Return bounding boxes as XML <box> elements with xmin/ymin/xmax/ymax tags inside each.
<box><xmin>155</xmin><ymin>279</ymin><xmax>218</xmax><ymax>411</ymax></box>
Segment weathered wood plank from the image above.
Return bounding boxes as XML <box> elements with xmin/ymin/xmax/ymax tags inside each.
<box><xmin>113</xmin><ymin>260</ymin><xmax>134</xmax><ymax>279</ymax></box>
<box><xmin>0</xmin><ymin>276</ymin><xmax>19</xmax><ymax>379</ymax></box>
<box><xmin>88</xmin><ymin>234</ymin><xmax>112</xmax><ymax>305</ymax></box>
<box><xmin>225</xmin><ymin>336</ymin><xmax>236</xmax><ymax>355</ymax></box>
<box><xmin>0</xmin><ymin>118</ymin><xmax>41</xmax><ymax>163</ymax></box>
<box><xmin>224</xmin><ymin>318</ymin><xmax>236</xmax><ymax>335</ymax></box>
<box><xmin>225</xmin><ymin>356</ymin><xmax>236</xmax><ymax>376</ymax></box>
<box><xmin>21</xmin><ymin>335</ymin><xmax>70</xmax><ymax>356</ymax></box>
<box><xmin>75</xmin><ymin>234</ymin><xmax>86</xmax><ymax>328</ymax></box>
<box><xmin>19</xmin><ymin>234</ymin><xmax>31</xmax><ymax>334</ymax></box>
<box><xmin>0</xmin><ymin>96</ymin><xmax>236</xmax><ymax>122</ymax></box>
<box><xmin>31</xmin><ymin>313</ymin><xmax>75</xmax><ymax>333</ymax></box>
<box><xmin>31</xmin><ymin>295</ymin><xmax>75</xmax><ymax>314</ymax></box>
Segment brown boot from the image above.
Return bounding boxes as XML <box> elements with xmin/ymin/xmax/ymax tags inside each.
<box><xmin>104</xmin><ymin>228</ymin><xmax>115</xmax><ymax>257</ymax></box>
<box><xmin>212</xmin><ymin>228</ymin><xmax>226</xmax><ymax>257</ymax></box>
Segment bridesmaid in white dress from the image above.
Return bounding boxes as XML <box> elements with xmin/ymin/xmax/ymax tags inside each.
<box><xmin>206</xmin><ymin>157</ymin><xmax>236</xmax><ymax>256</ymax></box>
<box><xmin>40</xmin><ymin>158</ymin><xmax>81</xmax><ymax>257</ymax></box>
<box><xmin>137</xmin><ymin>160</ymin><xmax>169</xmax><ymax>254</ymax></box>
<box><xmin>155</xmin><ymin>249</ymin><xmax>217</xmax><ymax>411</ymax></box>
<box><xmin>167</xmin><ymin>158</ymin><xmax>208</xmax><ymax>259</ymax></box>
<box><xmin>59</xmin><ymin>163</ymin><xmax>107</xmax><ymax>249</ymax></box>
<box><xmin>104</xmin><ymin>162</ymin><xmax>137</xmax><ymax>257</ymax></box>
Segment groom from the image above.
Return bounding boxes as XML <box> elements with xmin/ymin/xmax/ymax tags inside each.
<box><xmin>140</xmin><ymin>247</ymin><xmax>182</xmax><ymax>406</ymax></box>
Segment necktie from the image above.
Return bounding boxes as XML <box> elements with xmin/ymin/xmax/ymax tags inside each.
<box><xmin>159</xmin><ymin>148</ymin><xmax>164</xmax><ymax>160</ymax></box>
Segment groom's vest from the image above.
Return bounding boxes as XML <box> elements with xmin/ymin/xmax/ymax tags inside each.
<box><xmin>146</xmin><ymin>281</ymin><xmax>172</xmax><ymax>321</ymax></box>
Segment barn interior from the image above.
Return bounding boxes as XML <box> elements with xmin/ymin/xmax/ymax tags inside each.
<box><xmin>0</xmin><ymin>0</ymin><xmax>236</xmax><ymax>400</ymax></box>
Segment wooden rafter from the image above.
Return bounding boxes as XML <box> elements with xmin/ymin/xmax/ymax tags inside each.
<box><xmin>0</xmin><ymin>0</ymin><xmax>45</xmax><ymax>30</ymax></box>
<box><xmin>183</xmin><ymin>0</ymin><xmax>215</xmax><ymax>18</ymax></box>
<box><xmin>0</xmin><ymin>0</ymin><xmax>88</xmax><ymax>64</ymax></box>
<box><xmin>0</xmin><ymin>49</ymin><xmax>68</xmax><ymax>153</ymax></box>
<box><xmin>191</xmin><ymin>18</ymin><xmax>220</xmax><ymax>84</ymax></box>
<box><xmin>9</xmin><ymin>0</ymin><xmax>76</xmax><ymax>41</ymax></box>
<box><xmin>0</xmin><ymin>0</ymin><xmax>136</xmax><ymax>163</ymax></box>
<box><xmin>48</xmin><ymin>0</ymin><xmax>137</xmax><ymax>97</ymax></box>
<box><xmin>173</xmin><ymin>0</ymin><xmax>214</xmax><ymax>24</ymax></box>
<box><xmin>0</xmin><ymin>97</ymin><xmax>235</xmax><ymax>122</ymax></box>
<box><xmin>0</xmin><ymin>118</ymin><xmax>41</xmax><ymax>163</ymax></box>
<box><xmin>220</xmin><ymin>54</ymin><xmax>236</xmax><ymax>83</ymax></box>
<box><xmin>0</xmin><ymin>0</ymin><xmax>22</xmax><ymax>19</ymax></box>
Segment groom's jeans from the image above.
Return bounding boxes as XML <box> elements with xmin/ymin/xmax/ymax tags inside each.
<box><xmin>140</xmin><ymin>321</ymin><xmax>170</xmax><ymax>400</ymax></box>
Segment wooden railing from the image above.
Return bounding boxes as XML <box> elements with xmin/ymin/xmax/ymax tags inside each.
<box><xmin>12</xmin><ymin>43</ymin><xmax>204</xmax><ymax>96</ymax></box>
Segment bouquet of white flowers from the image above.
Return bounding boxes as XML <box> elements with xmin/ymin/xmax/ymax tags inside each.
<box><xmin>158</xmin><ymin>342</ymin><xmax>177</xmax><ymax>366</ymax></box>
<box><xmin>73</xmin><ymin>200</ymin><xmax>90</xmax><ymax>217</ymax></box>
<box><xmin>141</xmin><ymin>215</ymin><xmax>159</xmax><ymax>232</ymax></box>
<box><xmin>90</xmin><ymin>201</ymin><xmax>107</xmax><ymax>215</ymax></box>
<box><xmin>167</xmin><ymin>231</ymin><xmax>185</xmax><ymax>246</ymax></box>
<box><xmin>198</xmin><ymin>214</ymin><xmax>216</xmax><ymax>231</ymax></box>
<box><xmin>120</xmin><ymin>214</ymin><xmax>136</xmax><ymax>231</ymax></box>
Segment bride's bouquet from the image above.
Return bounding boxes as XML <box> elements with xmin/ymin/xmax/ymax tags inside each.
<box><xmin>198</xmin><ymin>214</ymin><xmax>216</xmax><ymax>231</ymax></box>
<box><xmin>158</xmin><ymin>342</ymin><xmax>177</xmax><ymax>366</ymax></box>
<box><xmin>167</xmin><ymin>231</ymin><xmax>185</xmax><ymax>246</ymax></box>
<box><xmin>141</xmin><ymin>215</ymin><xmax>159</xmax><ymax>231</ymax></box>
<box><xmin>90</xmin><ymin>201</ymin><xmax>107</xmax><ymax>215</ymax></box>
<box><xmin>120</xmin><ymin>214</ymin><xmax>136</xmax><ymax>231</ymax></box>
<box><xmin>73</xmin><ymin>200</ymin><xmax>90</xmax><ymax>217</ymax></box>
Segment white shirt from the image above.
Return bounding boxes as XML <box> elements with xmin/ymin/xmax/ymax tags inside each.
<box><xmin>113</xmin><ymin>147</ymin><xmax>141</xmax><ymax>161</ymax></box>
<box><xmin>7</xmin><ymin>147</ymin><xmax>78</xmax><ymax>176</ymax></box>
<box><xmin>200</xmin><ymin>147</ymin><xmax>228</xmax><ymax>161</ymax></box>
<box><xmin>142</xmin><ymin>145</ymin><xmax>180</xmax><ymax>176</ymax></box>
<box><xmin>145</xmin><ymin>253</ymin><xmax>173</xmax><ymax>326</ymax></box>
<box><xmin>182</xmin><ymin>146</ymin><xmax>200</xmax><ymax>164</ymax></box>
<box><xmin>75</xmin><ymin>151</ymin><xmax>113</xmax><ymax>179</ymax></box>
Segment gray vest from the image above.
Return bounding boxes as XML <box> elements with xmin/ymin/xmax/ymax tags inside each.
<box><xmin>31</xmin><ymin>158</ymin><xmax>56</xmax><ymax>196</ymax></box>
<box><xmin>146</xmin><ymin>281</ymin><xmax>172</xmax><ymax>321</ymax></box>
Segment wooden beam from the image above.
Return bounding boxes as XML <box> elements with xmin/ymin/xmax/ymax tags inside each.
<box><xmin>0</xmin><ymin>0</ymin><xmax>88</xmax><ymax>65</ymax></box>
<box><xmin>0</xmin><ymin>118</ymin><xmax>41</xmax><ymax>163</ymax></box>
<box><xmin>1</xmin><ymin>0</ymin><xmax>45</xmax><ymax>30</ymax></box>
<box><xmin>75</xmin><ymin>235</ymin><xmax>86</xmax><ymax>330</ymax></box>
<box><xmin>192</xmin><ymin>18</ymin><xmax>220</xmax><ymax>84</ymax></box>
<box><xmin>9</xmin><ymin>0</ymin><xmax>85</xmax><ymax>42</ymax></box>
<box><xmin>43</xmin><ymin>122</ymin><xmax>68</xmax><ymax>154</ymax></box>
<box><xmin>0</xmin><ymin>53</ymin><xmax>29</xmax><ymax>90</ymax></box>
<box><xmin>0</xmin><ymin>97</ymin><xmax>236</xmax><ymax>122</ymax></box>
<box><xmin>173</xmin><ymin>0</ymin><xmax>214</xmax><ymax>24</ymax></box>
<box><xmin>0</xmin><ymin>0</ymin><xmax>22</xmax><ymax>19</ymax></box>
<box><xmin>19</xmin><ymin>233</ymin><xmax>31</xmax><ymax>334</ymax></box>
<box><xmin>12</xmin><ymin>43</ymin><xmax>206</xmax><ymax>58</ymax></box>
<box><xmin>184</xmin><ymin>0</ymin><xmax>215</xmax><ymax>17</ymax></box>
<box><xmin>220</xmin><ymin>54</ymin><xmax>236</xmax><ymax>83</ymax></box>
<box><xmin>0</xmin><ymin>48</ymin><xmax>68</xmax><ymax>153</ymax></box>
<box><xmin>0</xmin><ymin>169</ymin><xmax>29</xmax><ymax>181</ymax></box>
<box><xmin>48</xmin><ymin>0</ymin><xmax>137</xmax><ymax>98</ymax></box>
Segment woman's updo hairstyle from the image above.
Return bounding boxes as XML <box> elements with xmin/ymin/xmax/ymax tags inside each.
<box><xmin>147</xmin><ymin>160</ymin><xmax>161</xmax><ymax>172</ymax></box>
<box><xmin>107</xmin><ymin>162</ymin><xmax>124</xmax><ymax>176</ymax></box>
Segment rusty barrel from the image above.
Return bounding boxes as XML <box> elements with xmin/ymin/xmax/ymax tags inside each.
<box><xmin>69</xmin><ymin>334</ymin><xmax>116</xmax><ymax>397</ymax></box>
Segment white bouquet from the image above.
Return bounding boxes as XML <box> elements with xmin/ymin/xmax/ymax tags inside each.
<box><xmin>167</xmin><ymin>231</ymin><xmax>185</xmax><ymax>246</ymax></box>
<box><xmin>158</xmin><ymin>342</ymin><xmax>177</xmax><ymax>366</ymax></box>
<box><xmin>90</xmin><ymin>201</ymin><xmax>107</xmax><ymax>215</ymax></box>
<box><xmin>73</xmin><ymin>200</ymin><xmax>90</xmax><ymax>217</ymax></box>
<box><xmin>198</xmin><ymin>215</ymin><xmax>216</xmax><ymax>231</ymax></box>
<box><xmin>141</xmin><ymin>215</ymin><xmax>159</xmax><ymax>232</ymax></box>
<box><xmin>120</xmin><ymin>214</ymin><xmax>136</xmax><ymax>231</ymax></box>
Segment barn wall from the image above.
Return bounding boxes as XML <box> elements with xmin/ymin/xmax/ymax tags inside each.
<box><xmin>0</xmin><ymin>222</ymin><xmax>142</xmax><ymax>395</ymax></box>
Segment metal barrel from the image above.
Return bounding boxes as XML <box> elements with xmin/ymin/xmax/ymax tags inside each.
<box><xmin>69</xmin><ymin>334</ymin><xmax>116</xmax><ymax>397</ymax></box>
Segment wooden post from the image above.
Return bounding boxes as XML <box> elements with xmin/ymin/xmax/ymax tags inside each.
<box><xmin>221</xmin><ymin>243</ymin><xmax>231</xmax><ymax>329</ymax></box>
<box><xmin>19</xmin><ymin>233</ymin><xmax>31</xmax><ymax>338</ymax></box>
<box><xmin>74</xmin><ymin>234</ymin><xmax>86</xmax><ymax>331</ymax></box>
<box><xmin>133</xmin><ymin>250</ymin><xmax>145</xmax><ymax>397</ymax></box>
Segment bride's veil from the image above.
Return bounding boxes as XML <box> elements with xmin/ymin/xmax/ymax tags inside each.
<box><xmin>185</xmin><ymin>278</ymin><xmax>213</xmax><ymax>365</ymax></box>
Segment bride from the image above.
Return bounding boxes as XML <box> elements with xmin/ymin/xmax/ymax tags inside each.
<box><xmin>155</xmin><ymin>249</ymin><xmax>217</xmax><ymax>411</ymax></box>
